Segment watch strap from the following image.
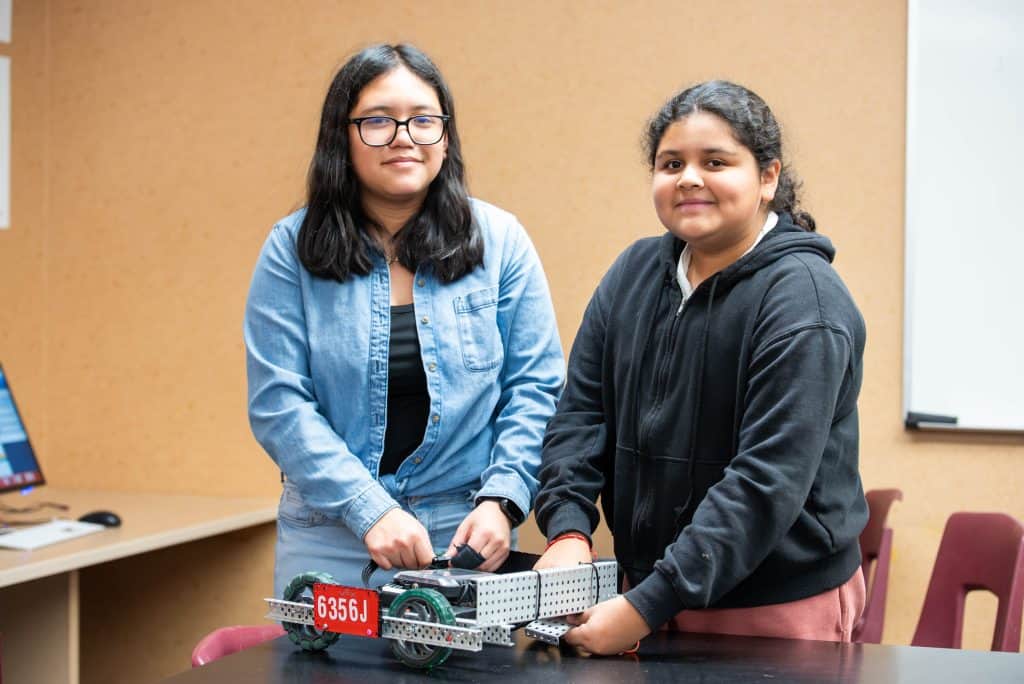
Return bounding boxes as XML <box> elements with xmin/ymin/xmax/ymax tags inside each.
<box><xmin>476</xmin><ymin>496</ymin><xmax>525</xmax><ymax>526</ymax></box>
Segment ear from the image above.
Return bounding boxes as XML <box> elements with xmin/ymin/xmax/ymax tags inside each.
<box><xmin>760</xmin><ymin>159</ymin><xmax>781</xmax><ymax>204</ymax></box>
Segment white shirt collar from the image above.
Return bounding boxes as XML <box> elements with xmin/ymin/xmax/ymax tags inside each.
<box><xmin>676</xmin><ymin>211</ymin><xmax>779</xmax><ymax>302</ymax></box>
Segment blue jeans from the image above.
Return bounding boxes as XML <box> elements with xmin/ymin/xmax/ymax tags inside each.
<box><xmin>274</xmin><ymin>479</ymin><xmax>479</xmax><ymax>595</ymax></box>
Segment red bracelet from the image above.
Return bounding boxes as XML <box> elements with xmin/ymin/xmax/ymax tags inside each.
<box><xmin>545</xmin><ymin>532</ymin><xmax>592</xmax><ymax>551</ymax></box>
<box><xmin>620</xmin><ymin>640</ymin><xmax>641</xmax><ymax>655</ymax></box>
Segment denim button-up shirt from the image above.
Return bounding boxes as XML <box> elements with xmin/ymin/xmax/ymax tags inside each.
<box><xmin>245</xmin><ymin>199</ymin><xmax>565</xmax><ymax>539</ymax></box>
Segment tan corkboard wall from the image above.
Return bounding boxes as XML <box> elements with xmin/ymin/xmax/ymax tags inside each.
<box><xmin>0</xmin><ymin>1</ymin><xmax>48</xmax><ymax>446</ymax></box>
<box><xmin>0</xmin><ymin>3</ymin><xmax>1019</xmax><ymax>678</ymax></box>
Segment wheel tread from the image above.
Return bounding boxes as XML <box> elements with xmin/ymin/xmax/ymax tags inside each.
<box><xmin>280</xmin><ymin>571</ymin><xmax>341</xmax><ymax>652</ymax></box>
<box><xmin>387</xmin><ymin>588</ymin><xmax>456</xmax><ymax>669</ymax></box>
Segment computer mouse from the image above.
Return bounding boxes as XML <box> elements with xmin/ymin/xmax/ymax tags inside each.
<box><xmin>77</xmin><ymin>510</ymin><xmax>122</xmax><ymax>527</ymax></box>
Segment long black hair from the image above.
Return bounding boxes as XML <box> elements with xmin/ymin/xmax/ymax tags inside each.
<box><xmin>298</xmin><ymin>44</ymin><xmax>482</xmax><ymax>283</ymax></box>
<box><xmin>643</xmin><ymin>80</ymin><xmax>816</xmax><ymax>232</ymax></box>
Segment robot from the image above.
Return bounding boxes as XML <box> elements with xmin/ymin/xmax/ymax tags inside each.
<box><xmin>264</xmin><ymin>550</ymin><xmax>618</xmax><ymax>669</ymax></box>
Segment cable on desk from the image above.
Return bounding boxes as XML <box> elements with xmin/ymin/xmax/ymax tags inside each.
<box><xmin>0</xmin><ymin>501</ymin><xmax>69</xmax><ymax>514</ymax></box>
<box><xmin>584</xmin><ymin>560</ymin><xmax>600</xmax><ymax>605</ymax></box>
<box><xmin>532</xmin><ymin>569</ymin><xmax>543</xmax><ymax>620</ymax></box>
<box><xmin>0</xmin><ymin>517</ymin><xmax>60</xmax><ymax>528</ymax></box>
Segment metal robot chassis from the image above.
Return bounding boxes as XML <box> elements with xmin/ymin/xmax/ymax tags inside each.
<box><xmin>264</xmin><ymin>560</ymin><xmax>618</xmax><ymax>669</ymax></box>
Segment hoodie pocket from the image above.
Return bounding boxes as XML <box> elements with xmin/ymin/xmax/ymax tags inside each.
<box><xmin>617</xmin><ymin>445</ymin><xmax>689</xmax><ymax>562</ymax></box>
<box><xmin>613</xmin><ymin>445</ymin><xmax>640</xmax><ymax>544</ymax></box>
<box><xmin>454</xmin><ymin>287</ymin><xmax>503</xmax><ymax>372</ymax></box>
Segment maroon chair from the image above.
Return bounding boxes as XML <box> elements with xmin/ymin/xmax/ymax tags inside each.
<box><xmin>191</xmin><ymin>624</ymin><xmax>286</xmax><ymax>667</ymax></box>
<box><xmin>853</xmin><ymin>488</ymin><xmax>903</xmax><ymax>643</ymax></box>
<box><xmin>911</xmin><ymin>512</ymin><xmax>1024</xmax><ymax>652</ymax></box>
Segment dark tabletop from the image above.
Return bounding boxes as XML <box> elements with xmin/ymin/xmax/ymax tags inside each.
<box><xmin>165</xmin><ymin>631</ymin><xmax>1024</xmax><ymax>683</ymax></box>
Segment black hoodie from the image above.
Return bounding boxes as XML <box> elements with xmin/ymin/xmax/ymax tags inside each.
<box><xmin>535</xmin><ymin>214</ymin><xmax>868</xmax><ymax>629</ymax></box>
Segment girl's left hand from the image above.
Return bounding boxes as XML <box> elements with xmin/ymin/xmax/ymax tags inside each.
<box><xmin>445</xmin><ymin>501</ymin><xmax>511</xmax><ymax>572</ymax></box>
<box><xmin>563</xmin><ymin>596</ymin><xmax>651</xmax><ymax>655</ymax></box>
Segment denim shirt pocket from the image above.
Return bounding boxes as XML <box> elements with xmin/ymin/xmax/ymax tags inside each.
<box><xmin>453</xmin><ymin>286</ymin><xmax>503</xmax><ymax>372</ymax></box>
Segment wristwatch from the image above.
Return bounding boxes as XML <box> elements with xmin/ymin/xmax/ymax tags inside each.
<box><xmin>476</xmin><ymin>496</ymin><xmax>525</xmax><ymax>527</ymax></box>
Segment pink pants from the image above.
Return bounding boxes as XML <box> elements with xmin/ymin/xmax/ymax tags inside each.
<box><xmin>660</xmin><ymin>568</ymin><xmax>866</xmax><ymax>642</ymax></box>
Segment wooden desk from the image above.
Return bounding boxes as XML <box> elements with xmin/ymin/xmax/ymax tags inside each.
<box><xmin>0</xmin><ymin>489</ymin><xmax>276</xmax><ymax>684</ymax></box>
<box><xmin>164</xmin><ymin>630</ymin><xmax>1024</xmax><ymax>683</ymax></box>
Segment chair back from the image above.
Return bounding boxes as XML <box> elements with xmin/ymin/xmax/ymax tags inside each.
<box><xmin>191</xmin><ymin>624</ymin><xmax>286</xmax><ymax>667</ymax></box>
<box><xmin>853</xmin><ymin>488</ymin><xmax>902</xmax><ymax>643</ymax></box>
<box><xmin>911</xmin><ymin>512</ymin><xmax>1024</xmax><ymax>652</ymax></box>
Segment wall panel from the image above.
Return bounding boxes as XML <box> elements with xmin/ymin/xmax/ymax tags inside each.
<box><xmin>0</xmin><ymin>3</ymin><xmax>1014</xmax><ymax>678</ymax></box>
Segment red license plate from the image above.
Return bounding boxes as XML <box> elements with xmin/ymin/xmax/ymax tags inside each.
<box><xmin>313</xmin><ymin>584</ymin><xmax>380</xmax><ymax>638</ymax></box>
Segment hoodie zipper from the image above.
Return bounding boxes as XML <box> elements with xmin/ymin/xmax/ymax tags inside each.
<box><xmin>632</xmin><ymin>273</ymin><xmax>720</xmax><ymax>546</ymax></box>
<box><xmin>631</xmin><ymin>284</ymin><xmax>686</xmax><ymax>544</ymax></box>
<box><xmin>637</xmin><ymin>302</ymin><xmax>686</xmax><ymax>456</ymax></box>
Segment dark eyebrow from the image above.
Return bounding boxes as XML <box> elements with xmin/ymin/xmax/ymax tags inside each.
<box><xmin>655</xmin><ymin>145</ymin><xmax>739</xmax><ymax>160</ymax></box>
<box><xmin>352</xmin><ymin>104</ymin><xmax>442</xmax><ymax>117</ymax></box>
<box><xmin>703</xmin><ymin>146</ymin><xmax>739</xmax><ymax>155</ymax></box>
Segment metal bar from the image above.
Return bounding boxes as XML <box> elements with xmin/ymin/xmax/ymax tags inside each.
<box><xmin>265</xmin><ymin>598</ymin><xmax>491</xmax><ymax>651</ymax></box>
<box><xmin>381</xmin><ymin>616</ymin><xmax>483</xmax><ymax>652</ymax></box>
<box><xmin>473</xmin><ymin>561</ymin><xmax>617</xmax><ymax>625</ymax></box>
<box><xmin>457</xmin><ymin>618</ymin><xmax>515</xmax><ymax>647</ymax></box>
<box><xmin>265</xmin><ymin>598</ymin><xmax>314</xmax><ymax>625</ymax></box>
<box><xmin>524</xmin><ymin>619</ymin><xmax>572</xmax><ymax>645</ymax></box>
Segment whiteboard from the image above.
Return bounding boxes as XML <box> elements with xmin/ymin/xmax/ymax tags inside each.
<box><xmin>904</xmin><ymin>0</ymin><xmax>1024</xmax><ymax>432</ymax></box>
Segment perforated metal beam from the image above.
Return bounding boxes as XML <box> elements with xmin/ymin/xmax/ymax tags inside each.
<box><xmin>458</xmin><ymin>618</ymin><xmax>515</xmax><ymax>647</ymax></box>
<box><xmin>524</xmin><ymin>618</ymin><xmax>572</xmax><ymax>645</ymax></box>
<box><xmin>381</xmin><ymin>616</ymin><xmax>483</xmax><ymax>652</ymax></box>
<box><xmin>473</xmin><ymin>561</ymin><xmax>617</xmax><ymax>626</ymax></box>
<box><xmin>266</xmin><ymin>597</ymin><xmax>314</xmax><ymax>625</ymax></box>
<box><xmin>264</xmin><ymin>597</ymin><xmax>498</xmax><ymax>651</ymax></box>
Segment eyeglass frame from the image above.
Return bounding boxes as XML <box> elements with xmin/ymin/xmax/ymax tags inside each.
<box><xmin>348</xmin><ymin>114</ymin><xmax>451</xmax><ymax>147</ymax></box>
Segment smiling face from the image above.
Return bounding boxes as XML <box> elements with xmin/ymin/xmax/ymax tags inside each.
<box><xmin>652</xmin><ymin>111</ymin><xmax>779</xmax><ymax>254</ymax></box>
<box><xmin>347</xmin><ymin>66</ymin><xmax>448</xmax><ymax>216</ymax></box>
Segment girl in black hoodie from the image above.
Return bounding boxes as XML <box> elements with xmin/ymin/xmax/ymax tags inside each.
<box><xmin>534</xmin><ymin>81</ymin><xmax>868</xmax><ymax>654</ymax></box>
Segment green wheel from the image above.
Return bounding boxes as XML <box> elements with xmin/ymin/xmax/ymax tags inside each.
<box><xmin>387</xmin><ymin>588</ymin><xmax>456</xmax><ymax>669</ymax></box>
<box><xmin>282</xmin><ymin>571</ymin><xmax>342</xmax><ymax>652</ymax></box>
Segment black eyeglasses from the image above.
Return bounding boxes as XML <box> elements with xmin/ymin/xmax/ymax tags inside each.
<box><xmin>348</xmin><ymin>115</ymin><xmax>450</xmax><ymax>147</ymax></box>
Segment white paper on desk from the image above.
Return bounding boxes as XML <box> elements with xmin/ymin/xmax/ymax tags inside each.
<box><xmin>0</xmin><ymin>520</ymin><xmax>105</xmax><ymax>550</ymax></box>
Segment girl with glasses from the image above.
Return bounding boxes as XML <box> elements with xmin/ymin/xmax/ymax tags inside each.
<box><xmin>245</xmin><ymin>44</ymin><xmax>564</xmax><ymax>598</ymax></box>
<box><xmin>534</xmin><ymin>80</ymin><xmax>867</xmax><ymax>654</ymax></box>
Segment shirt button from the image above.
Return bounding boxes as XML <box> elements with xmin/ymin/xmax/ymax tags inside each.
<box><xmin>421</xmin><ymin>316</ymin><xmax>430</xmax><ymax>325</ymax></box>
<box><xmin>417</xmin><ymin>279</ymin><xmax>425</xmax><ymax>287</ymax></box>
<box><xmin>428</xmin><ymin>362</ymin><xmax>437</xmax><ymax>372</ymax></box>
<box><xmin>413</xmin><ymin>457</ymin><xmax>422</xmax><ymax>464</ymax></box>
<box><xmin>432</xmin><ymin>414</ymin><xmax>440</xmax><ymax>424</ymax></box>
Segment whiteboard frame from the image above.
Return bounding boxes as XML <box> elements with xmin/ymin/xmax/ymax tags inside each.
<box><xmin>902</xmin><ymin>0</ymin><xmax>921</xmax><ymax>430</ymax></box>
<box><xmin>902</xmin><ymin>0</ymin><xmax>1024</xmax><ymax>434</ymax></box>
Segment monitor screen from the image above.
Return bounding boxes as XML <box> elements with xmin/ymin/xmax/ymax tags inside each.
<box><xmin>0</xmin><ymin>365</ymin><xmax>45</xmax><ymax>494</ymax></box>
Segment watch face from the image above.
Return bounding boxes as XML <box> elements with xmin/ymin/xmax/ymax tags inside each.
<box><xmin>500</xmin><ymin>499</ymin><xmax>524</xmax><ymax>525</ymax></box>
<box><xmin>479</xmin><ymin>497</ymin><xmax>523</xmax><ymax>525</ymax></box>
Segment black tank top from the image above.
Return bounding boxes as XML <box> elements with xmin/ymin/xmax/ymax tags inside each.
<box><xmin>379</xmin><ymin>304</ymin><xmax>429</xmax><ymax>475</ymax></box>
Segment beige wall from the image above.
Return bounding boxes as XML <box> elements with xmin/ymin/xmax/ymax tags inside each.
<box><xmin>1</xmin><ymin>1</ymin><xmax>1021</xmax><ymax>680</ymax></box>
<box><xmin>0</xmin><ymin>0</ymin><xmax>47</xmax><ymax>446</ymax></box>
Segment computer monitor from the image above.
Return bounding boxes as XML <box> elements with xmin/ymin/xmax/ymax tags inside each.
<box><xmin>0</xmin><ymin>364</ymin><xmax>46</xmax><ymax>494</ymax></box>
